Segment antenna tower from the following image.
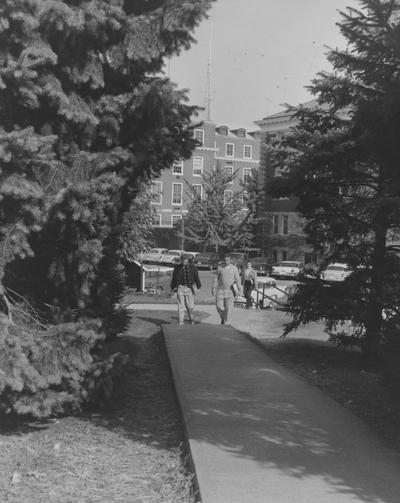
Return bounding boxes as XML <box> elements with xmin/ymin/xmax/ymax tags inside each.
<box><xmin>205</xmin><ymin>22</ymin><xmax>213</xmax><ymax>121</ymax></box>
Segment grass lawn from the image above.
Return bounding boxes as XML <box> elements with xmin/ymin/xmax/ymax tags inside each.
<box><xmin>248</xmin><ymin>321</ymin><xmax>400</xmax><ymax>453</ymax></box>
<box><xmin>0</xmin><ymin>310</ymin><xmax>198</xmax><ymax>503</ymax></box>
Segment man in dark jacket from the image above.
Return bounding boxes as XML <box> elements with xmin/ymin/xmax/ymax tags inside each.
<box><xmin>170</xmin><ymin>254</ymin><xmax>201</xmax><ymax>325</ymax></box>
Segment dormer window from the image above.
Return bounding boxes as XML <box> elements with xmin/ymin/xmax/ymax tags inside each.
<box><xmin>231</xmin><ymin>128</ymin><xmax>246</xmax><ymax>137</ymax></box>
<box><xmin>216</xmin><ymin>125</ymin><xmax>228</xmax><ymax>135</ymax></box>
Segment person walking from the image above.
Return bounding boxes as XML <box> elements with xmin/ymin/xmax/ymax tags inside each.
<box><xmin>212</xmin><ymin>254</ymin><xmax>241</xmax><ymax>325</ymax></box>
<box><xmin>242</xmin><ymin>260</ymin><xmax>258</xmax><ymax>309</ymax></box>
<box><xmin>171</xmin><ymin>254</ymin><xmax>201</xmax><ymax>325</ymax></box>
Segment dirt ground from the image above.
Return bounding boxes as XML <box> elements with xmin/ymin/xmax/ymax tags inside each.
<box><xmin>2</xmin><ymin>306</ymin><xmax>400</xmax><ymax>502</ymax></box>
<box><xmin>0</xmin><ymin>310</ymin><xmax>198</xmax><ymax>503</ymax></box>
<box><xmin>252</xmin><ymin>333</ymin><xmax>400</xmax><ymax>453</ymax></box>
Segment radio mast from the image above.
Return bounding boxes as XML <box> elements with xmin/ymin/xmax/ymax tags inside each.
<box><xmin>205</xmin><ymin>22</ymin><xmax>213</xmax><ymax>122</ymax></box>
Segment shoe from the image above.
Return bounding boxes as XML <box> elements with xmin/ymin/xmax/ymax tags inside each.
<box><xmin>179</xmin><ymin>322</ymin><xmax>184</xmax><ymax>325</ymax></box>
<box><xmin>190</xmin><ymin>320</ymin><xmax>195</xmax><ymax>325</ymax></box>
<box><xmin>221</xmin><ymin>319</ymin><xmax>225</xmax><ymax>325</ymax></box>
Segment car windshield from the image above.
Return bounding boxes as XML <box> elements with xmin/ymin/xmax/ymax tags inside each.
<box><xmin>168</xmin><ymin>251</ymin><xmax>181</xmax><ymax>256</ymax></box>
<box><xmin>279</xmin><ymin>262</ymin><xmax>300</xmax><ymax>267</ymax></box>
<box><xmin>326</xmin><ymin>265</ymin><xmax>349</xmax><ymax>271</ymax></box>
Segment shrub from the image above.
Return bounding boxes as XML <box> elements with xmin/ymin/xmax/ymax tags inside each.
<box><xmin>0</xmin><ymin>314</ymin><xmax>128</xmax><ymax>418</ymax></box>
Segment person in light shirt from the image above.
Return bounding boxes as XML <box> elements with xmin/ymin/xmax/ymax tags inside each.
<box><xmin>212</xmin><ymin>254</ymin><xmax>241</xmax><ymax>324</ymax></box>
<box><xmin>242</xmin><ymin>260</ymin><xmax>258</xmax><ymax>309</ymax></box>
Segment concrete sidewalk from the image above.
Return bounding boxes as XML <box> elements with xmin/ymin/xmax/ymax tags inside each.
<box><xmin>163</xmin><ymin>322</ymin><xmax>400</xmax><ymax>503</ymax></box>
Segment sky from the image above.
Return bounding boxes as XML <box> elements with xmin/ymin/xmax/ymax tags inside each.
<box><xmin>166</xmin><ymin>0</ymin><xmax>360</xmax><ymax>128</ymax></box>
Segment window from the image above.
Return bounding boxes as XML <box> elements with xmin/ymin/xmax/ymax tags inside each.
<box><xmin>193</xmin><ymin>129</ymin><xmax>204</xmax><ymax>146</ymax></box>
<box><xmin>172</xmin><ymin>183</ymin><xmax>183</xmax><ymax>205</ymax></box>
<box><xmin>193</xmin><ymin>156</ymin><xmax>203</xmax><ymax>176</ymax></box>
<box><xmin>244</xmin><ymin>145</ymin><xmax>252</xmax><ymax>159</ymax></box>
<box><xmin>172</xmin><ymin>214</ymin><xmax>182</xmax><ymax>226</ymax></box>
<box><xmin>225</xmin><ymin>143</ymin><xmax>234</xmax><ymax>157</ymax></box>
<box><xmin>152</xmin><ymin>213</ymin><xmax>161</xmax><ymax>226</ymax></box>
<box><xmin>282</xmin><ymin>250</ymin><xmax>288</xmax><ymax>261</ymax></box>
<box><xmin>272</xmin><ymin>250</ymin><xmax>278</xmax><ymax>263</ymax></box>
<box><xmin>192</xmin><ymin>184</ymin><xmax>203</xmax><ymax>199</ymax></box>
<box><xmin>225</xmin><ymin>164</ymin><xmax>233</xmax><ymax>183</ymax></box>
<box><xmin>172</xmin><ymin>160</ymin><xmax>183</xmax><ymax>175</ymax></box>
<box><xmin>224</xmin><ymin>189</ymin><xmax>233</xmax><ymax>203</ymax></box>
<box><xmin>283</xmin><ymin>215</ymin><xmax>288</xmax><ymax>235</ymax></box>
<box><xmin>151</xmin><ymin>181</ymin><xmax>162</xmax><ymax>204</ymax></box>
<box><xmin>243</xmin><ymin>167</ymin><xmax>252</xmax><ymax>184</ymax></box>
<box><xmin>273</xmin><ymin>215</ymin><xmax>279</xmax><ymax>234</ymax></box>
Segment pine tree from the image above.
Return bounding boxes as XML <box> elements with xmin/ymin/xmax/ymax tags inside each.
<box><xmin>0</xmin><ymin>1</ymin><xmax>214</xmax><ymax>415</ymax></box>
<box><xmin>269</xmin><ymin>0</ymin><xmax>400</xmax><ymax>365</ymax></box>
<box><xmin>182</xmin><ymin>162</ymin><xmax>258</xmax><ymax>255</ymax></box>
<box><xmin>0</xmin><ymin>0</ymin><xmax>214</xmax><ymax>327</ymax></box>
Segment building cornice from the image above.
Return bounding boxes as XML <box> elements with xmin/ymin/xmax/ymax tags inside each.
<box><xmin>215</xmin><ymin>156</ymin><xmax>259</xmax><ymax>164</ymax></box>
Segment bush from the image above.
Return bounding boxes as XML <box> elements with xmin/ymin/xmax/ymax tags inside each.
<box><xmin>0</xmin><ymin>314</ymin><xmax>128</xmax><ymax>418</ymax></box>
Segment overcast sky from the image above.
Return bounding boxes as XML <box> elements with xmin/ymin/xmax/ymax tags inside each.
<box><xmin>166</xmin><ymin>0</ymin><xmax>359</xmax><ymax>128</ymax></box>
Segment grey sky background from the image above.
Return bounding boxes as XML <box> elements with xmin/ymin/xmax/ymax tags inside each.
<box><xmin>167</xmin><ymin>0</ymin><xmax>359</xmax><ymax>128</ymax></box>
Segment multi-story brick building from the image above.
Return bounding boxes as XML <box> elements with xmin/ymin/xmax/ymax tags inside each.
<box><xmin>255</xmin><ymin>100</ymin><xmax>318</xmax><ymax>264</ymax></box>
<box><xmin>151</xmin><ymin>121</ymin><xmax>261</xmax><ymax>237</ymax></box>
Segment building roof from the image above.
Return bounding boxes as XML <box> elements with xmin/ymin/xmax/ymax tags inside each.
<box><xmin>261</xmin><ymin>98</ymin><xmax>319</xmax><ymax>121</ymax></box>
<box><xmin>214</xmin><ymin>123</ymin><xmax>261</xmax><ymax>140</ymax></box>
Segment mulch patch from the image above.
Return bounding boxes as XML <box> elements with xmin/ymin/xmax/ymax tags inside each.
<box><xmin>0</xmin><ymin>311</ymin><xmax>198</xmax><ymax>503</ymax></box>
<box><xmin>258</xmin><ymin>336</ymin><xmax>400</xmax><ymax>452</ymax></box>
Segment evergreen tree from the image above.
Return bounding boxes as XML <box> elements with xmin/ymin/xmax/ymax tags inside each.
<box><xmin>269</xmin><ymin>0</ymin><xmax>400</xmax><ymax>365</ymax></box>
<box><xmin>182</xmin><ymin>162</ymin><xmax>258</xmax><ymax>255</ymax></box>
<box><xmin>0</xmin><ymin>0</ymin><xmax>213</xmax><ymax>327</ymax></box>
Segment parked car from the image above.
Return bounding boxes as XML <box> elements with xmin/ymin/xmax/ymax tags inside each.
<box><xmin>194</xmin><ymin>252</ymin><xmax>219</xmax><ymax>270</ymax></box>
<box><xmin>271</xmin><ymin>261</ymin><xmax>303</xmax><ymax>279</ymax></box>
<box><xmin>159</xmin><ymin>249</ymin><xmax>183</xmax><ymax>266</ymax></box>
<box><xmin>186</xmin><ymin>251</ymin><xmax>200</xmax><ymax>260</ymax></box>
<box><xmin>142</xmin><ymin>248</ymin><xmax>168</xmax><ymax>264</ymax></box>
<box><xmin>321</xmin><ymin>263</ymin><xmax>353</xmax><ymax>282</ymax></box>
<box><xmin>250</xmin><ymin>256</ymin><xmax>274</xmax><ymax>276</ymax></box>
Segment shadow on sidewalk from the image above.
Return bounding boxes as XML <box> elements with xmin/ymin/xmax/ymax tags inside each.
<box><xmin>166</xmin><ymin>322</ymin><xmax>400</xmax><ymax>503</ymax></box>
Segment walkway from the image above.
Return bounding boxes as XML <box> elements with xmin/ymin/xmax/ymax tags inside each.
<box><xmin>131</xmin><ymin>304</ymin><xmax>400</xmax><ymax>502</ymax></box>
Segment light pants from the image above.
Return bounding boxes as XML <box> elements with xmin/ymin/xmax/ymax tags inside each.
<box><xmin>216</xmin><ymin>290</ymin><xmax>234</xmax><ymax>323</ymax></box>
<box><xmin>177</xmin><ymin>285</ymin><xmax>195</xmax><ymax>324</ymax></box>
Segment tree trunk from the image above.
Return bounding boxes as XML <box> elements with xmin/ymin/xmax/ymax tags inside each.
<box><xmin>363</xmin><ymin>222</ymin><xmax>387</xmax><ymax>368</ymax></box>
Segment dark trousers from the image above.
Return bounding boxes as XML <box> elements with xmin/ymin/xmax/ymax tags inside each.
<box><xmin>243</xmin><ymin>280</ymin><xmax>254</xmax><ymax>308</ymax></box>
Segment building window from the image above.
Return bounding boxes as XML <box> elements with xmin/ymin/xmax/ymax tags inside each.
<box><xmin>172</xmin><ymin>183</ymin><xmax>183</xmax><ymax>205</ymax></box>
<box><xmin>273</xmin><ymin>215</ymin><xmax>279</xmax><ymax>234</ymax></box>
<box><xmin>192</xmin><ymin>184</ymin><xmax>203</xmax><ymax>199</ymax></box>
<box><xmin>225</xmin><ymin>164</ymin><xmax>233</xmax><ymax>183</ymax></box>
<box><xmin>282</xmin><ymin>250</ymin><xmax>288</xmax><ymax>261</ymax></box>
<box><xmin>244</xmin><ymin>145</ymin><xmax>252</xmax><ymax>159</ymax></box>
<box><xmin>224</xmin><ymin>189</ymin><xmax>233</xmax><ymax>203</ymax></box>
<box><xmin>225</xmin><ymin>143</ymin><xmax>234</xmax><ymax>157</ymax></box>
<box><xmin>283</xmin><ymin>215</ymin><xmax>288</xmax><ymax>235</ymax></box>
<box><xmin>193</xmin><ymin>156</ymin><xmax>203</xmax><ymax>176</ymax></box>
<box><xmin>243</xmin><ymin>167</ymin><xmax>252</xmax><ymax>184</ymax></box>
<box><xmin>152</xmin><ymin>213</ymin><xmax>161</xmax><ymax>226</ymax></box>
<box><xmin>272</xmin><ymin>250</ymin><xmax>278</xmax><ymax>263</ymax></box>
<box><xmin>172</xmin><ymin>160</ymin><xmax>183</xmax><ymax>175</ymax></box>
<box><xmin>193</xmin><ymin>129</ymin><xmax>204</xmax><ymax>146</ymax></box>
<box><xmin>172</xmin><ymin>214</ymin><xmax>182</xmax><ymax>226</ymax></box>
<box><xmin>151</xmin><ymin>181</ymin><xmax>162</xmax><ymax>204</ymax></box>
